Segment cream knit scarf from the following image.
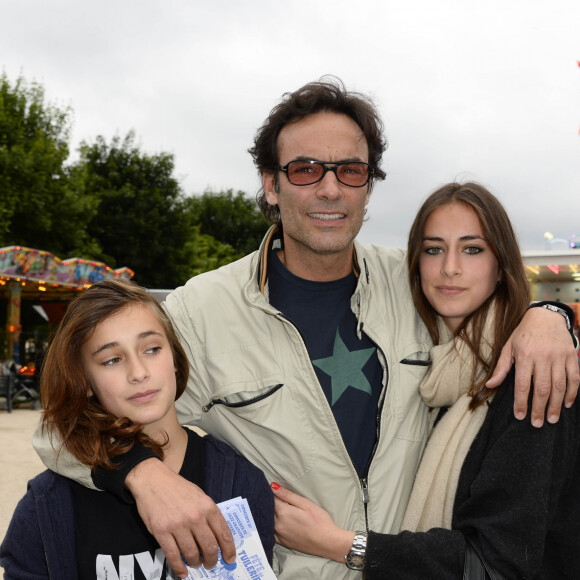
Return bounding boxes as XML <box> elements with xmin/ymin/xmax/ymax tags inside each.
<box><xmin>401</xmin><ymin>309</ymin><xmax>495</xmax><ymax>532</ymax></box>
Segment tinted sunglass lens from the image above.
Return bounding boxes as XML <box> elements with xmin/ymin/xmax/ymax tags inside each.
<box><xmin>336</xmin><ymin>163</ymin><xmax>369</xmax><ymax>186</ymax></box>
<box><xmin>287</xmin><ymin>161</ymin><xmax>323</xmax><ymax>185</ymax></box>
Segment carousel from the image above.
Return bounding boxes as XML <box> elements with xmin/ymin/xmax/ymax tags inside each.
<box><xmin>0</xmin><ymin>245</ymin><xmax>133</xmax><ymax>364</ymax></box>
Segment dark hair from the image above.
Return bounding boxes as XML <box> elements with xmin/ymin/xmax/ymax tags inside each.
<box><xmin>249</xmin><ymin>77</ymin><xmax>387</xmax><ymax>223</ymax></box>
<box><xmin>41</xmin><ymin>279</ymin><xmax>189</xmax><ymax>469</ymax></box>
<box><xmin>407</xmin><ymin>182</ymin><xmax>530</xmax><ymax>409</ymax></box>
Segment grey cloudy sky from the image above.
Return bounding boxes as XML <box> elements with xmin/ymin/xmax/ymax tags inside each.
<box><xmin>2</xmin><ymin>0</ymin><xmax>579</xmax><ymax>251</ymax></box>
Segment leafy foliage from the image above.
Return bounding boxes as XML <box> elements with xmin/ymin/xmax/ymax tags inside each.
<box><xmin>73</xmin><ymin>135</ymin><xmax>268</xmax><ymax>287</ymax></box>
<box><xmin>184</xmin><ymin>225</ymin><xmax>242</xmax><ymax>277</ymax></box>
<box><xmin>185</xmin><ymin>189</ymin><xmax>269</xmax><ymax>256</ymax></box>
<box><xmin>0</xmin><ymin>74</ymin><xmax>270</xmax><ymax>288</ymax></box>
<box><xmin>0</xmin><ymin>74</ymin><xmax>98</xmax><ymax>256</ymax></box>
<box><xmin>74</xmin><ymin>132</ymin><xmax>193</xmax><ymax>287</ymax></box>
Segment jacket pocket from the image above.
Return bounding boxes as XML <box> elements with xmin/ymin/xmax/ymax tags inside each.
<box><xmin>400</xmin><ymin>351</ymin><xmax>431</xmax><ymax>366</ymax></box>
<box><xmin>393</xmin><ymin>355</ymin><xmax>431</xmax><ymax>442</ymax></box>
<box><xmin>199</xmin><ymin>379</ymin><xmax>316</xmax><ymax>481</ymax></box>
<box><xmin>202</xmin><ymin>383</ymin><xmax>283</xmax><ymax>412</ymax></box>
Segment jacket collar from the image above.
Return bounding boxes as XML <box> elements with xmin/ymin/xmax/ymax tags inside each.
<box><xmin>257</xmin><ymin>224</ymin><xmax>361</xmax><ymax>294</ymax></box>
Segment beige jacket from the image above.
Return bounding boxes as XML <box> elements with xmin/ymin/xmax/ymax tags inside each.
<box><xmin>34</xmin><ymin>227</ymin><xmax>433</xmax><ymax>579</ymax></box>
<box><xmin>167</xmin><ymin>227</ymin><xmax>433</xmax><ymax>579</ymax></box>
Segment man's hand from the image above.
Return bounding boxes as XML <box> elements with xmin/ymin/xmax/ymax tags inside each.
<box><xmin>126</xmin><ymin>458</ymin><xmax>236</xmax><ymax>579</ymax></box>
<box><xmin>486</xmin><ymin>307</ymin><xmax>579</xmax><ymax>427</ymax></box>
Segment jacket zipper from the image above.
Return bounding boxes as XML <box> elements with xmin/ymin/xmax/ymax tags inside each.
<box><xmin>358</xmin><ymin>312</ymin><xmax>390</xmax><ymax>532</ymax></box>
<box><xmin>38</xmin><ymin>510</ymin><xmax>53</xmax><ymax>579</ymax></box>
<box><xmin>359</xmin><ymin>372</ymin><xmax>388</xmax><ymax>531</ymax></box>
<box><xmin>360</xmin><ymin>477</ymin><xmax>370</xmax><ymax>530</ymax></box>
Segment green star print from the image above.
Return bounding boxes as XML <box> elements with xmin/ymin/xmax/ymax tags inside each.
<box><xmin>313</xmin><ymin>329</ymin><xmax>375</xmax><ymax>405</ymax></box>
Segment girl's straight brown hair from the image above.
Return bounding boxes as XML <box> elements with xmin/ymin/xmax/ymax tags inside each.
<box><xmin>407</xmin><ymin>182</ymin><xmax>530</xmax><ymax>409</ymax></box>
<box><xmin>41</xmin><ymin>279</ymin><xmax>189</xmax><ymax>469</ymax></box>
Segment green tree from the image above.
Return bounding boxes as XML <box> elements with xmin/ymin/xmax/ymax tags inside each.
<box><xmin>185</xmin><ymin>189</ymin><xmax>269</xmax><ymax>256</ymax></box>
<box><xmin>74</xmin><ymin>132</ymin><xmax>195</xmax><ymax>288</ymax></box>
<box><xmin>74</xmin><ymin>134</ymin><xmax>263</xmax><ymax>287</ymax></box>
<box><xmin>185</xmin><ymin>225</ymin><xmax>241</xmax><ymax>277</ymax></box>
<box><xmin>0</xmin><ymin>74</ymin><xmax>264</xmax><ymax>285</ymax></box>
<box><xmin>0</xmin><ymin>74</ymin><xmax>98</xmax><ymax>256</ymax></box>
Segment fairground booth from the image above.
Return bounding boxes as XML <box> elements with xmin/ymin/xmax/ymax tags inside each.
<box><xmin>0</xmin><ymin>245</ymin><xmax>134</xmax><ymax>368</ymax></box>
<box><xmin>523</xmin><ymin>249</ymin><xmax>580</xmax><ymax>330</ymax></box>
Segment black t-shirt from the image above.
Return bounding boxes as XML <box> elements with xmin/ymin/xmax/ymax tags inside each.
<box><xmin>268</xmin><ymin>250</ymin><xmax>383</xmax><ymax>476</ymax></box>
<box><xmin>71</xmin><ymin>428</ymin><xmax>204</xmax><ymax>579</ymax></box>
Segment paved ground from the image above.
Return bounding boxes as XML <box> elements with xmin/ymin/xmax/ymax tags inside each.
<box><xmin>0</xmin><ymin>407</ymin><xmax>45</xmax><ymax>548</ymax></box>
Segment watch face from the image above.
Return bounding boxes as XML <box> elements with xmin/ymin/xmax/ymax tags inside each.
<box><xmin>346</xmin><ymin>554</ymin><xmax>365</xmax><ymax>570</ymax></box>
<box><xmin>346</xmin><ymin>531</ymin><xmax>367</xmax><ymax>570</ymax></box>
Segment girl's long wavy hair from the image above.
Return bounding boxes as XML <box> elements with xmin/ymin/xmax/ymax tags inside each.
<box><xmin>407</xmin><ymin>182</ymin><xmax>530</xmax><ymax>409</ymax></box>
<box><xmin>41</xmin><ymin>279</ymin><xmax>189</xmax><ymax>469</ymax></box>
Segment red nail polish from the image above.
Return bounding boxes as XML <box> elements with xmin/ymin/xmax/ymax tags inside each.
<box><xmin>271</xmin><ymin>481</ymin><xmax>280</xmax><ymax>490</ymax></box>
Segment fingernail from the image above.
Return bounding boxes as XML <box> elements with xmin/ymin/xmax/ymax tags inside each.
<box><xmin>532</xmin><ymin>418</ymin><xmax>543</xmax><ymax>428</ymax></box>
<box><xmin>515</xmin><ymin>411</ymin><xmax>525</xmax><ymax>421</ymax></box>
<box><xmin>271</xmin><ymin>482</ymin><xmax>280</xmax><ymax>491</ymax></box>
<box><xmin>548</xmin><ymin>414</ymin><xmax>558</xmax><ymax>424</ymax></box>
<box><xmin>565</xmin><ymin>400</ymin><xmax>573</xmax><ymax>409</ymax></box>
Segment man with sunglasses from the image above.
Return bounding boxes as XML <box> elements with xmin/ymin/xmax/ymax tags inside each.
<box><xmin>35</xmin><ymin>79</ymin><xmax>578</xmax><ymax>579</ymax></box>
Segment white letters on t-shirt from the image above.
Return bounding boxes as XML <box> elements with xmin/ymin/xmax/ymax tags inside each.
<box><xmin>96</xmin><ymin>548</ymin><xmax>167</xmax><ymax>579</ymax></box>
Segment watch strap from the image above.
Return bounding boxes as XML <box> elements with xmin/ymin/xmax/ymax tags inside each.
<box><xmin>529</xmin><ymin>300</ymin><xmax>574</xmax><ymax>332</ymax></box>
<box><xmin>345</xmin><ymin>531</ymin><xmax>367</xmax><ymax>571</ymax></box>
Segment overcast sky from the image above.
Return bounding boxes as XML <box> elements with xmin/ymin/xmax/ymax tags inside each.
<box><xmin>2</xmin><ymin>0</ymin><xmax>579</xmax><ymax>251</ymax></box>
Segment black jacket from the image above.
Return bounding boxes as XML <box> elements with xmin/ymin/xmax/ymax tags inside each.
<box><xmin>366</xmin><ymin>371</ymin><xmax>580</xmax><ymax>579</ymax></box>
<box><xmin>0</xmin><ymin>433</ymin><xmax>274</xmax><ymax>579</ymax></box>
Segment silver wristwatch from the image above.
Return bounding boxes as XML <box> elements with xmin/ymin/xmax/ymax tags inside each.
<box><xmin>541</xmin><ymin>304</ymin><xmax>571</xmax><ymax>330</ymax></box>
<box><xmin>345</xmin><ymin>531</ymin><xmax>367</xmax><ymax>571</ymax></box>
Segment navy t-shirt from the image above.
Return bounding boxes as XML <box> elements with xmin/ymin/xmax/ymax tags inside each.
<box><xmin>268</xmin><ymin>250</ymin><xmax>383</xmax><ymax>476</ymax></box>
